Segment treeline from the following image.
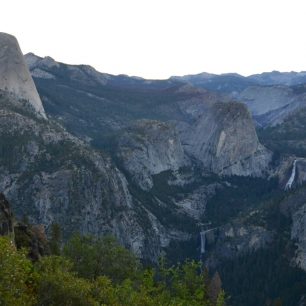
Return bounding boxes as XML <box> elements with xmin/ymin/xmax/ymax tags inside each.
<box><xmin>0</xmin><ymin>233</ymin><xmax>226</xmax><ymax>306</ymax></box>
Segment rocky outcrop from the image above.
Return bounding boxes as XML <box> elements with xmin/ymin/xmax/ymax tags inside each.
<box><xmin>173</xmin><ymin>184</ymin><xmax>220</xmax><ymax>219</ymax></box>
<box><xmin>116</xmin><ymin>120</ymin><xmax>188</xmax><ymax>190</ymax></box>
<box><xmin>179</xmin><ymin>102</ymin><xmax>272</xmax><ymax>176</ymax></box>
<box><xmin>0</xmin><ymin>193</ymin><xmax>14</xmax><ymax>237</ymax></box>
<box><xmin>0</xmin><ymin>33</ymin><xmax>46</xmax><ymax>118</ymax></box>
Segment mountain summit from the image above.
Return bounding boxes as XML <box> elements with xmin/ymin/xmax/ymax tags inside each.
<box><xmin>0</xmin><ymin>33</ymin><xmax>46</xmax><ymax>118</ymax></box>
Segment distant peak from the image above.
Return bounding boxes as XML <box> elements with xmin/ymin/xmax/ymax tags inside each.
<box><xmin>24</xmin><ymin>53</ymin><xmax>42</xmax><ymax>69</ymax></box>
<box><xmin>25</xmin><ymin>53</ymin><xmax>59</xmax><ymax>70</ymax></box>
<box><xmin>25</xmin><ymin>52</ymin><xmax>41</xmax><ymax>59</ymax></box>
<box><xmin>41</xmin><ymin>56</ymin><xmax>59</xmax><ymax>68</ymax></box>
<box><xmin>220</xmin><ymin>72</ymin><xmax>244</xmax><ymax>78</ymax></box>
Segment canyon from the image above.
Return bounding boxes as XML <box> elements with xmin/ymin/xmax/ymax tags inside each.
<box><xmin>1</xmin><ymin>32</ymin><xmax>306</xmax><ymax>305</ymax></box>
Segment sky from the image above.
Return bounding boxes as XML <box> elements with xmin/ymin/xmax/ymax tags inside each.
<box><xmin>2</xmin><ymin>0</ymin><xmax>306</xmax><ymax>79</ymax></box>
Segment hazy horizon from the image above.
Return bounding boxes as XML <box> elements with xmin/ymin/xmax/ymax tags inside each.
<box><xmin>3</xmin><ymin>0</ymin><xmax>306</xmax><ymax>79</ymax></box>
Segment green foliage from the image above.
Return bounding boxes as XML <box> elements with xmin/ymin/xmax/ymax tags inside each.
<box><xmin>216</xmin><ymin>290</ymin><xmax>226</xmax><ymax>306</ymax></box>
<box><xmin>0</xmin><ymin>234</ymin><xmax>224</xmax><ymax>306</ymax></box>
<box><xmin>95</xmin><ymin>259</ymin><xmax>218</xmax><ymax>306</ymax></box>
<box><xmin>159</xmin><ymin>260</ymin><xmax>209</xmax><ymax>305</ymax></box>
<box><xmin>63</xmin><ymin>234</ymin><xmax>139</xmax><ymax>283</ymax></box>
<box><xmin>35</xmin><ymin>256</ymin><xmax>95</xmax><ymax>306</ymax></box>
<box><xmin>0</xmin><ymin>237</ymin><xmax>36</xmax><ymax>306</ymax></box>
<box><xmin>91</xmin><ymin>276</ymin><xmax>119</xmax><ymax>305</ymax></box>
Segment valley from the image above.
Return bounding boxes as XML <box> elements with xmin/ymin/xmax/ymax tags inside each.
<box><xmin>1</xmin><ymin>32</ymin><xmax>306</xmax><ymax>305</ymax></box>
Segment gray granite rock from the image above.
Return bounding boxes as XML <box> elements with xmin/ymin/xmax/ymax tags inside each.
<box><xmin>179</xmin><ymin>101</ymin><xmax>272</xmax><ymax>176</ymax></box>
<box><xmin>116</xmin><ymin>120</ymin><xmax>188</xmax><ymax>190</ymax></box>
<box><xmin>0</xmin><ymin>33</ymin><xmax>46</xmax><ymax>118</ymax></box>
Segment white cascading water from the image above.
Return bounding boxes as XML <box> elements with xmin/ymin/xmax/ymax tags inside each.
<box><xmin>285</xmin><ymin>159</ymin><xmax>297</xmax><ymax>190</ymax></box>
<box><xmin>200</xmin><ymin>231</ymin><xmax>206</xmax><ymax>254</ymax></box>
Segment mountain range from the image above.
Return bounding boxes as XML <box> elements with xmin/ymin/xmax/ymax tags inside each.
<box><xmin>2</xmin><ymin>32</ymin><xmax>306</xmax><ymax>305</ymax></box>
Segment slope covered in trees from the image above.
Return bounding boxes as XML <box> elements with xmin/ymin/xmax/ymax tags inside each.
<box><xmin>0</xmin><ymin>235</ymin><xmax>225</xmax><ymax>306</ymax></box>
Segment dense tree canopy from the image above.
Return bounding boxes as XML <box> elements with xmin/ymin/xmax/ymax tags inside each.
<box><xmin>0</xmin><ymin>236</ymin><xmax>225</xmax><ymax>306</ymax></box>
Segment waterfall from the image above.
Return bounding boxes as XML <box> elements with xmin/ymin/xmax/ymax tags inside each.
<box><xmin>285</xmin><ymin>159</ymin><xmax>297</xmax><ymax>190</ymax></box>
<box><xmin>199</xmin><ymin>228</ymin><xmax>216</xmax><ymax>261</ymax></box>
<box><xmin>200</xmin><ymin>231</ymin><xmax>206</xmax><ymax>254</ymax></box>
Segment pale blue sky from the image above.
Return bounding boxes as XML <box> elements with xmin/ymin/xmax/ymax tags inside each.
<box><xmin>2</xmin><ymin>0</ymin><xmax>306</xmax><ymax>79</ymax></box>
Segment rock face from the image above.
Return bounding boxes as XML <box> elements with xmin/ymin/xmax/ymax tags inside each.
<box><xmin>291</xmin><ymin>204</ymin><xmax>306</xmax><ymax>271</ymax></box>
<box><xmin>179</xmin><ymin>102</ymin><xmax>272</xmax><ymax>176</ymax></box>
<box><xmin>236</xmin><ymin>85</ymin><xmax>306</xmax><ymax>127</ymax></box>
<box><xmin>238</xmin><ymin>86</ymin><xmax>295</xmax><ymax>117</ymax></box>
<box><xmin>278</xmin><ymin>188</ymin><xmax>306</xmax><ymax>271</ymax></box>
<box><xmin>0</xmin><ymin>93</ymin><xmax>141</xmax><ymax>254</ymax></box>
<box><xmin>258</xmin><ymin>102</ymin><xmax>306</xmax><ymax>158</ymax></box>
<box><xmin>0</xmin><ymin>91</ymin><xmax>196</xmax><ymax>261</ymax></box>
<box><xmin>173</xmin><ymin>184</ymin><xmax>220</xmax><ymax>219</ymax></box>
<box><xmin>0</xmin><ymin>193</ymin><xmax>14</xmax><ymax>237</ymax></box>
<box><xmin>0</xmin><ymin>192</ymin><xmax>49</xmax><ymax>259</ymax></box>
<box><xmin>0</xmin><ymin>33</ymin><xmax>46</xmax><ymax>118</ymax></box>
<box><xmin>273</xmin><ymin>157</ymin><xmax>306</xmax><ymax>189</ymax></box>
<box><xmin>25</xmin><ymin>53</ymin><xmax>58</xmax><ymax>80</ymax></box>
<box><xmin>116</xmin><ymin>120</ymin><xmax>187</xmax><ymax>190</ymax></box>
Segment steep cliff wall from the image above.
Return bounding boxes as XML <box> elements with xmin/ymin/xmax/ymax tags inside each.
<box><xmin>179</xmin><ymin>102</ymin><xmax>272</xmax><ymax>176</ymax></box>
<box><xmin>116</xmin><ymin>120</ymin><xmax>188</xmax><ymax>190</ymax></box>
<box><xmin>0</xmin><ymin>33</ymin><xmax>46</xmax><ymax>118</ymax></box>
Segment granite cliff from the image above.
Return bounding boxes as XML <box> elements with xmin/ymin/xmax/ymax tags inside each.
<box><xmin>116</xmin><ymin>120</ymin><xmax>188</xmax><ymax>190</ymax></box>
<box><xmin>178</xmin><ymin>101</ymin><xmax>272</xmax><ymax>176</ymax></box>
<box><xmin>0</xmin><ymin>33</ymin><xmax>46</xmax><ymax>118</ymax></box>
